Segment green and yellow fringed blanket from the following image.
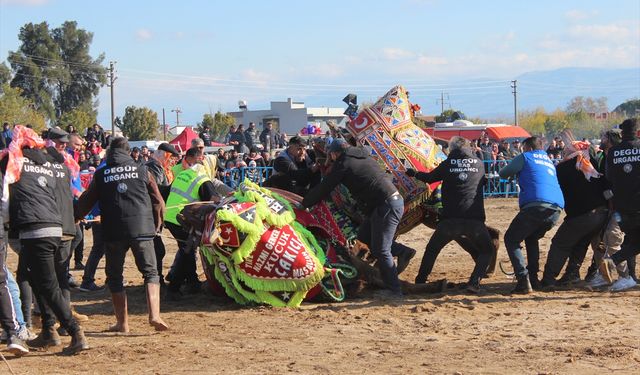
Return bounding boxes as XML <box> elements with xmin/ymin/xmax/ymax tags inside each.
<box><xmin>199</xmin><ymin>181</ymin><xmax>327</xmax><ymax>307</ymax></box>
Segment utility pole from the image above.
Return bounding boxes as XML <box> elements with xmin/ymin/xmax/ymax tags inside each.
<box><xmin>108</xmin><ymin>61</ymin><xmax>117</xmax><ymax>135</ymax></box>
<box><xmin>511</xmin><ymin>80</ymin><xmax>518</xmax><ymax>126</ymax></box>
<box><xmin>162</xmin><ymin>108</ymin><xmax>166</xmax><ymax>141</ymax></box>
<box><xmin>436</xmin><ymin>92</ymin><xmax>450</xmax><ymax>116</ymax></box>
<box><xmin>171</xmin><ymin>108</ymin><xmax>182</xmax><ymax>127</ymax></box>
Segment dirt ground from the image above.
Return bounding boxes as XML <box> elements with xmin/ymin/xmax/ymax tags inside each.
<box><xmin>3</xmin><ymin>198</ymin><xmax>639</xmax><ymax>375</ymax></box>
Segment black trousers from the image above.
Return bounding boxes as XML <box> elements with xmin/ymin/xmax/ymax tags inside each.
<box><xmin>20</xmin><ymin>237</ymin><xmax>79</xmax><ymax>334</ymax></box>
<box><xmin>153</xmin><ymin>236</ymin><xmax>166</xmax><ymax>284</ymax></box>
<box><xmin>165</xmin><ymin>222</ymin><xmax>196</xmax><ymax>292</ymax></box>
<box><xmin>0</xmin><ymin>239</ymin><xmax>19</xmax><ymax>336</ymax></box>
<box><xmin>104</xmin><ymin>239</ymin><xmax>159</xmax><ymax>293</ymax></box>
<box><xmin>415</xmin><ymin>218</ymin><xmax>493</xmax><ymax>284</ymax></box>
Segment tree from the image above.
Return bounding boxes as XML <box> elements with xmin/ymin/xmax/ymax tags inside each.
<box><xmin>518</xmin><ymin>107</ymin><xmax>547</xmax><ymax>136</ymax></box>
<box><xmin>116</xmin><ymin>106</ymin><xmax>158</xmax><ymax>141</ymax></box>
<box><xmin>8</xmin><ymin>21</ymin><xmax>106</xmax><ymax>122</ymax></box>
<box><xmin>0</xmin><ymin>84</ymin><xmax>46</xmax><ymax>132</ymax></box>
<box><xmin>613</xmin><ymin>98</ymin><xmax>640</xmax><ymax>118</ymax></box>
<box><xmin>0</xmin><ymin>63</ymin><xmax>11</xmax><ymax>90</ymax></box>
<box><xmin>543</xmin><ymin>109</ymin><xmax>569</xmax><ymax>135</ymax></box>
<box><xmin>57</xmin><ymin>104</ymin><xmax>96</xmax><ymax>135</ymax></box>
<box><xmin>566</xmin><ymin>96</ymin><xmax>608</xmax><ymax>114</ymax></box>
<box><xmin>197</xmin><ymin>111</ymin><xmax>236</xmax><ymax>142</ymax></box>
<box><xmin>435</xmin><ymin>109</ymin><xmax>465</xmax><ymax>123</ymax></box>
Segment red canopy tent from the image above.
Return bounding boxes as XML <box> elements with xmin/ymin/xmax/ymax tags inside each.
<box><xmin>169</xmin><ymin>127</ymin><xmax>225</xmax><ymax>153</ymax></box>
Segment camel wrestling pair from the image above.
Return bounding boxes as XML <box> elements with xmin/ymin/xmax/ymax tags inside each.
<box><xmin>178</xmin><ymin>85</ymin><xmax>500</xmax><ymax>307</ymax></box>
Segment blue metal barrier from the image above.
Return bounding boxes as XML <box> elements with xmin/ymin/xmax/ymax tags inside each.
<box><xmin>481</xmin><ymin>159</ymin><xmax>519</xmax><ymax>198</ymax></box>
<box><xmin>221</xmin><ymin>167</ymin><xmax>274</xmax><ymax>188</ymax></box>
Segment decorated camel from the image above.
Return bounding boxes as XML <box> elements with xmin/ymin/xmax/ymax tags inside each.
<box><xmin>180</xmin><ymin>85</ymin><xmax>499</xmax><ymax>307</ymax></box>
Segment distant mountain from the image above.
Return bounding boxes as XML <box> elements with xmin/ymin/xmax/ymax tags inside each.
<box><xmin>459</xmin><ymin>67</ymin><xmax>640</xmax><ymax>121</ymax></box>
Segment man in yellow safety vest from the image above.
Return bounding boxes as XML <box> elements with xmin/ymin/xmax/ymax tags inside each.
<box><xmin>164</xmin><ymin>149</ymin><xmax>232</xmax><ymax>299</ymax></box>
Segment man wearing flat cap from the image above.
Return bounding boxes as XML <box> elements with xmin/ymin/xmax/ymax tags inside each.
<box><xmin>265</xmin><ymin>136</ymin><xmax>320</xmax><ymax>196</ymax></box>
<box><xmin>302</xmin><ymin>139</ymin><xmax>411</xmax><ymax>297</ymax></box>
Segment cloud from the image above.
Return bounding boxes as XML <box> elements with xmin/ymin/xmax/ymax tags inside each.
<box><xmin>417</xmin><ymin>55</ymin><xmax>448</xmax><ymax>66</ymax></box>
<box><xmin>135</xmin><ymin>28</ymin><xmax>153</xmax><ymax>42</ymax></box>
<box><xmin>569</xmin><ymin>24</ymin><xmax>631</xmax><ymax>40</ymax></box>
<box><xmin>381</xmin><ymin>48</ymin><xmax>415</xmax><ymax>60</ymax></box>
<box><xmin>240</xmin><ymin>69</ymin><xmax>272</xmax><ymax>83</ymax></box>
<box><xmin>565</xmin><ymin>9</ymin><xmax>598</xmax><ymax>21</ymax></box>
<box><xmin>0</xmin><ymin>0</ymin><xmax>48</xmax><ymax>5</ymax></box>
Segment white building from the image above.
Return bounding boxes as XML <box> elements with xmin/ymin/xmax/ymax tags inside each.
<box><xmin>228</xmin><ymin>98</ymin><xmax>347</xmax><ymax>135</ymax></box>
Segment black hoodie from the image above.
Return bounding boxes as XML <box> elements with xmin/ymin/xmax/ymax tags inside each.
<box><xmin>302</xmin><ymin>146</ymin><xmax>396</xmax><ymax>214</ymax></box>
<box><xmin>414</xmin><ymin>147</ymin><xmax>487</xmax><ymax>221</ymax></box>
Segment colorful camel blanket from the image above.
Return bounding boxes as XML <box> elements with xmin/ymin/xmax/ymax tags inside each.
<box><xmin>199</xmin><ymin>181</ymin><xmax>353</xmax><ymax>307</ymax></box>
<box><xmin>344</xmin><ymin>85</ymin><xmax>445</xmax><ymax>233</ymax></box>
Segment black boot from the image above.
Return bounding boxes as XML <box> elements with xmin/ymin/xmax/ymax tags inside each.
<box><xmin>511</xmin><ymin>275</ymin><xmax>532</xmax><ymax>294</ymax></box>
<box><xmin>63</xmin><ymin>328</ymin><xmax>89</xmax><ymax>355</ymax></box>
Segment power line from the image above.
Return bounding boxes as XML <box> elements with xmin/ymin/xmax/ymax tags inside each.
<box><xmin>14</xmin><ymin>53</ymin><xmax>104</xmax><ymax>69</ymax></box>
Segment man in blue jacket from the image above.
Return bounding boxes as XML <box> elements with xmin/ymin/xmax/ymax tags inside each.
<box><xmin>499</xmin><ymin>136</ymin><xmax>564</xmax><ymax>294</ymax></box>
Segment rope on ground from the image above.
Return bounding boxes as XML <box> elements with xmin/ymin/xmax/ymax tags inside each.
<box><xmin>499</xmin><ymin>260</ymin><xmax>515</xmax><ymax>277</ymax></box>
<box><xmin>0</xmin><ymin>350</ymin><xmax>17</xmax><ymax>375</ymax></box>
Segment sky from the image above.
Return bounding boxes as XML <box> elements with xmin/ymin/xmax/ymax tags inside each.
<box><xmin>0</xmin><ymin>0</ymin><xmax>639</xmax><ymax>127</ymax></box>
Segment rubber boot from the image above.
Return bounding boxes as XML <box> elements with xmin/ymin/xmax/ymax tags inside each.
<box><xmin>27</xmin><ymin>325</ymin><xmax>61</xmax><ymax>348</ymax></box>
<box><xmin>145</xmin><ymin>283</ymin><xmax>169</xmax><ymax>331</ymax></box>
<box><xmin>108</xmin><ymin>292</ymin><xmax>129</xmax><ymax>333</ymax></box>
<box><xmin>63</xmin><ymin>328</ymin><xmax>89</xmax><ymax>355</ymax></box>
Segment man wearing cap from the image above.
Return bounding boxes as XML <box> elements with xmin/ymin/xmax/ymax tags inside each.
<box><xmin>265</xmin><ymin>136</ymin><xmax>320</xmax><ymax>196</ymax></box>
<box><xmin>199</xmin><ymin>125</ymin><xmax>212</xmax><ymax>147</ymax></box>
<box><xmin>603</xmin><ymin>119</ymin><xmax>640</xmax><ymax>291</ymax></box>
<box><xmin>76</xmin><ymin>137</ymin><xmax>169</xmax><ymax>332</ymax></box>
<box><xmin>302</xmin><ymin>139</ymin><xmax>407</xmax><ymax>296</ymax></box>
<box><xmin>146</xmin><ymin>142</ymin><xmax>180</xmax><ymax>286</ymax></box>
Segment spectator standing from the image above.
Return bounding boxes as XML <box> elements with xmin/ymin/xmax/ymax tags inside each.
<box><xmin>244</xmin><ymin>122</ymin><xmax>257</xmax><ymax>150</ymax></box>
<box><xmin>199</xmin><ymin>125</ymin><xmax>212</xmax><ymax>147</ymax></box>
<box><xmin>1</xmin><ymin>122</ymin><xmax>12</xmax><ymax>149</ymax></box>
<box><xmin>260</xmin><ymin>123</ymin><xmax>277</xmax><ymax>154</ymax></box>
<box><xmin>230</xmin><ymin>124</ymin><xmax>247</xmax><ymax>153</ymax></box>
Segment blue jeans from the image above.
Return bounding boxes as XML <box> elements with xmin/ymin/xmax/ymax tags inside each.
<box><xmin>6</xmin><ymin>269</ymin><xmax>26</xmax><ymax>328</ymax></box>
<box><xmin>505</xmin><ymin>205</ymin><xmax>561</xmax><ymax>279</ymax></box>
<box><xmin>82</xmin><ymin>223</ymin><xmax>105</xmax><ymax>284</ymax></box>
<box><xmin>357</xmin><ymin>194</ymin><xmax>405</xmax><ymax>293</ymax></box>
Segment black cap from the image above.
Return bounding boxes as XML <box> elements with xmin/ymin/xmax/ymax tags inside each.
<box><xmin>288</xmin><ymin>136</ymin><xmax>305</xmax><ymax>146</ymax></box>
<box><xmin>158</xmin><ymin>142</ymin><xmax>180</xmax><ymax>156</ymax></box>
<box><xmin>47</xmin><ymin>127</ymin><xmax>70</xmax><ymax>143</ymax></box>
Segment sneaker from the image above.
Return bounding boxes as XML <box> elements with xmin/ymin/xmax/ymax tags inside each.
<box><xmin>530</xmin><ymin>276</ymin><xmax>542</xmax><ymax>291</ymax></box>
<box><xmin>17</xmin><ymin>326</ymin><xmax>37</xmax><ymax>341</ymax></box>
<box><xmin>610</xmin><ymin>276</ymin><xmax>637</xmax><ymax>292</ymax></box>
<box><xmin>7</xmin><ymin>335</ymin><xmax>29</xmax><ymax>356</ymax></box>
<box><xmin>79</xmin><ymin>282</ymin><xmax>104</xmax><ymax>292</ymax></box>
<box><xmin>587</xmin><ymin>272</ymin><xmax>610</xmax><ymax>288</ymax></box>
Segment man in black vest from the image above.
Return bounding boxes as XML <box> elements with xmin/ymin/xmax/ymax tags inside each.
<box><xmin>406</xmin><ymin>136</ymin><xmax>493</xmax><ymax>293</ymax></box>
<box><xmin>77</xmin><ymin>137</ymin><xmax>169</xmax><ymax>332</ymax></box>
<box><xmin>605</xmin><ymin>118</ymin><xmax>640</xmax><ymax>291</ymax></box>
<box><xmin>2</xmin><ymin>126</ymin><xmax>88</xmax><ymax>354</ymax></box>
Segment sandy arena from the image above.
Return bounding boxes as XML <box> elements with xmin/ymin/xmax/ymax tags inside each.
<box><xmin>3</xmin><ymin>198</ymin><xmax>639</xmax><ymax>374</ymax></box>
